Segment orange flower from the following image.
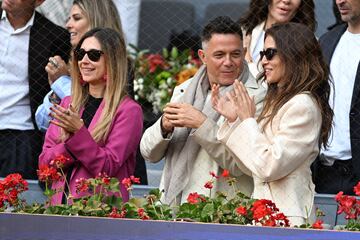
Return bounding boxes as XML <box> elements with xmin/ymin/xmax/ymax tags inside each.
<box><xmin>176</xmin><ymin>67</ymin><xmax>198</xmax><ymax>85</ymax></box>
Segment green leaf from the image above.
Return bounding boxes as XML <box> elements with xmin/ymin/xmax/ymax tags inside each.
<box><xmin>201</xmin><ymin>203</ymin><xmax>214</xmax><ymax>222</ymax></box>
<box><xmin>162</xmin><ymin>48</ymin><xmax>169</xmax><ymax>59</ymax></box>
<box><xmin>171</xmin><ymin>47</ymin><xmax>178</xmax><ymax>59</ymax></box>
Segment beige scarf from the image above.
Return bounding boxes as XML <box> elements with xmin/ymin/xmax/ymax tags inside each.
<box><xmin>162</xmin><ymin>63</ymin><xmax>250</xmax><ymax>205</ymax></box>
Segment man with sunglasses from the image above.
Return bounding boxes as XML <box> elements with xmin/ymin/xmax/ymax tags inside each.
<box><xmin>0</xmin><ymin>0</ymin><xmax>71</xmax><ymax>179</ymax></box>
<box><xmin>312</xmin><ymin>0</ymin><xmax>360</xmax><ymax>195</ymax></box>
<box><xmin>140</xmin><ymin>16</ymin><xmax>266</xmax><ymax>206</ymax></box>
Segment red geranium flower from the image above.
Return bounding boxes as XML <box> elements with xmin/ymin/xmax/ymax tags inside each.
<box><xmin>37</xmin><ymin>164</ymin><xmax>61</xmax><ymax>183</ymax></box>
<box><xmin>354</xmin><ymin>182</ymin><xmax>360</xmax><ymax>196</ymax></box>
<box><xmin>50</xmin><ymin>154</ymin><xmax>70</xmax><ymax>169</ymax></box>
<box><xmin>187</xmin><ymin>192</ymin><xmax>201</xmax><ymax>204</ymax></box>
<box><xmin>204</xmin><ymin>181</ymin><xmax>213</xmax><ymax>189</ymax></box>
<box><xmin>130</xmin><ymin>175</ymin><xmax>140</xmax><ymax>184</ymax></box>
<box><xmin>0</xmin><ymin>173</ymin><xmax>28</xmax><ymax>207</ymax></box>
<box><xmin>312</xmin><ymin>219</ymin><xmax>324</xmax><ymax>229</ymax></box>
<box><xmin>209</xmin><ymin>171</ymin><xmax>218</xmax><ymax>178</ymax></box>
<box><xmin>235</xmin><ymin>206</ymin><xmax>247</xmax><ymax>216</ymax></box>
<box><xmin>96</xmin><ymin>173</ymin><xmax>111</xmax><ymax>185</ymax></box>
<box><xmin>122</xmin><ymin>176</ymin><xmax>141</xmax><ymax>191</ymax></box>
<box><xmin>109</xmin><ymin>207</ymin><xmax>127</xmax><ymax>218</ymax></box>
<box><xmin>137</xmin><ymin>207</ymin><xmax>150</xmax><ymax>220</ymax></box>
<box><xmin>75</xmin><ymin>178</ymin><xmax>90</xmax><ymax>194</ymax></box>
<box><xmin>122</xmin><ymin>178</ymin><xmax>132</xmax><ymax>190</ymax></box>
<box><xmin>221</xmin><ymin>169</ymin><xmax>230</xmax><ymax>178</ymax></box>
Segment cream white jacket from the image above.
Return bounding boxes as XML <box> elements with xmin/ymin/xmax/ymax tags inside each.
<box><xmin>218</xmin><ymin>93</ymin><xmax>320</xmax><ymax>226</ymax></box>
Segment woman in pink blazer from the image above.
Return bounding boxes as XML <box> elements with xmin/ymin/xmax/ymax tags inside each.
<box><xmin>39</xmin><ymin>28</ymin><xmax>143</xmax><ymax>204</ymax></box>
<box><xmin>212</xmin><ymin>23</ymin><xmax>333</xmax><ymax>226</ymax></box>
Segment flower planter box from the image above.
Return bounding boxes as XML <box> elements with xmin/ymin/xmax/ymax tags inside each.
<box><xmin>1</xmin><ymin>212</ymin><xmax>359</xmax><ymax>240</ymax></box>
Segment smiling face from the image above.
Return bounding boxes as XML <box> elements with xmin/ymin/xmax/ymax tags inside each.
<box><xmin>198</xmin><ymin>33</ymin><xmax>244</xmax><ymax>86</ymax></box>
<box><xmin>261</xmin><ymin>35</ymin><xmax>285</xmax><ymax>86</ymax></box>
<box><xmin>66</xmin><ymin>4</ymin><xmax>90</xmax><ymax>47</ymax></box>
<box><xmin>78</xmin><ymin>36</ymin><xmax>106</xmax><ymax>87</ymax></box>
<box><xmin>267</xmin><ymin>0</ymin><xmax>301</xmax><ymax>25</ymax></box>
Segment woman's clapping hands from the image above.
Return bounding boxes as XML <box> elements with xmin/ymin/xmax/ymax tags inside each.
<box><xmin>211</xmin><ymin>80</ymin><xmax>256</xmax><ymax>122</ymax></box>
<box><xmin>49</xmin><ymin>104</ymin><xmax>84</xmax><ymax>134</ymax></box>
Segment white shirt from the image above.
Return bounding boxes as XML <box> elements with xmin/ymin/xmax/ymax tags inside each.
<box><xmin>0</xmin><ymin>11</ymin><xmax>35</xmax><ymax>130</ymax></box>
<box><xmin>321</xmin><ymin>30</ymin><xmax>360</xmax><ymax>163</ymax></box>
<box><xmin>113</xmin><ymin>0</ymin><xmax>141</xmax><ymax>46</ymax></box>
<box><xmin>252</xmin><ymin>30</ymin><xmax>265</xmax><ymax>64</ymax></box>
<box><xmin>36</xmin><ymin>0</ymin><xmax>73</xmax><ymax>27</ymax></box>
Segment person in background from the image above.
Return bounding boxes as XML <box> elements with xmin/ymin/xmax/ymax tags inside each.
<box><xmin>140</xmin><ymin>16</ymin><xmax>266</xmax><ymax>206</ymax></box>
<box><xmin>238</xmin><ymin>0</ymin><xmax>316</xmax><ymax>78</ymax></box>
<box><xmin>113</xmin><ymin>0</ymin><xmax>141</xmax><ymax>47</ymax></box>
<box><xmin>36</xmin><ymin>0</ymin><xmax>73</xmax><ymax>27</ymax></box>
<box><xmin>328</xmin><ymin>0</ymin><xmax>345</xmax><ymax>31</ymax></box>
<box><xmin>213</xmin><ymin>22</ymin><xmax>333</xmax><ymax>226</ymax></box>
<box><xmin>39</xmin><ymin>28</ymin><xmax>143</xmax><ymax>204</ymax></box>
<box><xmin>312</xmin><ymin>0</ymin><xmax>360</xmax><ymax>195</ymax></box>
<box><xmin>0</xmin><ymin>0</ymin><xmax>71</xmax><ymax>179</ymax></box>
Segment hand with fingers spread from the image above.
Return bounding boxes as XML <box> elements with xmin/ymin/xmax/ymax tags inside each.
<box><xmin>231</xmin><ymin>80</ymin><xmax>256</xmax><ymax>121</ymax></box>
<box><xmin>45</xmin><ymin>55</ymin><xmax>69</xmax><ymax>85</ymax></box>
<box><xmin>163</xmin><ymin>102</ymin><xmax>207</xmax><ymax>129</ymax></box>
<box><xmin>49</xmin><ymin>104</ymin><xmax>84</xmax><ymax>134</ymax></box>
<box><xmin>211</xmin><ymin>83</ymin><xmax>238</xmax><ymax>123</ymax></box>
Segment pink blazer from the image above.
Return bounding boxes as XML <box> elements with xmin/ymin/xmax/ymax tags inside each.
<box><xmin>39</xmin><ymin>96</ymin><xmax>143</xmax><ymax>204</ymax></box>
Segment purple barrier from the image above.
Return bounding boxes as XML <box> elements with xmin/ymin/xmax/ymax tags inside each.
<box><xmin>0</xmin><ymin>212</ymin><xmax>359</xmax><ymax>240</ymax></box>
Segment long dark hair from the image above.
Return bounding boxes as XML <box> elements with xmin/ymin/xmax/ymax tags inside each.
<box><xmin>239</xmin><ymin>0</ymin><xmax>317</xmax><ymax>35</ymax></box>
<box><xmin>257</xmin><ymin>22</ymin><xmax>333</xmax><ymax>148</ymax></box>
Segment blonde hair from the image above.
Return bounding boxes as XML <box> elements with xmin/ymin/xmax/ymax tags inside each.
<box><xmin>73</xmin><ymin>0</ymin><xmax>123</xmax><ymax>35</ymax></box>
<box><xmin>66</xmin><ymin>28</ymin><xmax>128</xmax><ymax>143</ymax></box>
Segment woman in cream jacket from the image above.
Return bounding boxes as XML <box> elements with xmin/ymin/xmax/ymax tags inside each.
<box><xmin>212</xmin><ymin>23</ymin><xmax>333</xmax><ymax>226</ymax></box>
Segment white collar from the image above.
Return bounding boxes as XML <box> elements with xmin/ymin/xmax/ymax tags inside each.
<box><xmin>1</xmin><ymin>10</ymin><xmax>36</xmax><ymax>30</ymax></box>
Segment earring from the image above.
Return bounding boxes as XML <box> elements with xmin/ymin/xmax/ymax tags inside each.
<box><xmin>80</xmin><ymin>75</ymin><xmax>86</xmax><ymax>86</ymax></box>
<box><xmin>102</xmin><ymin>73</ymin><xmax>108</xmax><ymax>82</ymax></box>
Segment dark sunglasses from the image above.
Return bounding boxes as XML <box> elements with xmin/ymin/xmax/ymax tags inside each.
<box><xmin>74</xmin><ymin>48</ymin><xmax>104</xmax><ymax>62</ymax></box>
<box><xmin>259</xmin><ymin>48</ymin><xmax>278</xmax><ymax>61</ymax></box>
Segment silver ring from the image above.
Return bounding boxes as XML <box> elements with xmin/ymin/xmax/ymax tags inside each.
<box><xmin>49</xmin><ymin>58</ymin><xmax>59</xmax><ymax>68</ymax></box>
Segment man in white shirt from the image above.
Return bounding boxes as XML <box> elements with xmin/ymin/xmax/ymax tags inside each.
<box><xmin>312</xmin><ymin>0</ymin><xmax>360</xmax><ymax>195</ymax></box>
<box><xmin>0</xmin><ymin>0</ymin><xmax>71</xmax><ymax>179</ymax></box>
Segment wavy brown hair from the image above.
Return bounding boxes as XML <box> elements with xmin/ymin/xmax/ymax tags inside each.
<box><xmin>257</xmin><ymin>22</ymin><xmax>333</xmax><ymax>148</ymax></box>
<box><xmin>239</xmin><ymin>0</ymin><xmax>316</xmax><ymax>35</ymax></box>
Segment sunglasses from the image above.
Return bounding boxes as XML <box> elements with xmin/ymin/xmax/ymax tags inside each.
<box><xmin>259</xmin><ymin>48</ymin><xmax>278</xmax><ymax>61</ymax></box>
<box><xmin>74</xmin><ymin>48</ymin><xmax>104</xmax><ymax>62</ymax></box>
